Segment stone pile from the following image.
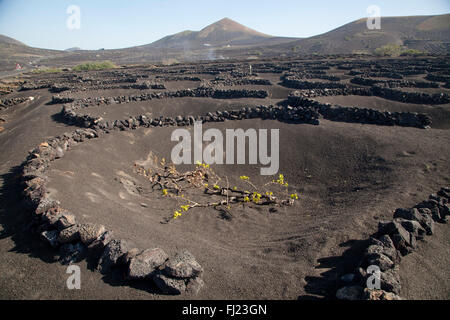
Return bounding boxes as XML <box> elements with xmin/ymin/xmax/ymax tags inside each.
<box><xmin>335</xmin><ymin>187</ymin><xmax>449</xmax><ymax>300</ymax></box>
<box><xmin>60</xmin><ymin>102</ymin><xmax>320</xmax><ymax>130</ymax></box>
<box><xmin>363</xmin><ymin>72</ymin><xmax>404</xmax><ymax>80</ymax></box>
<box><xmin>425</xmin><ymin>74</ymin><xmax>449</xmax><ymax>83</ymax></box>
<box><xmin>131</xmin><ymin>82</ymin><xmax>166</xmax><ymax>90</ymax></box>
<box><xmin>285</xmin><ymin>85</ymin><xmax>449</xmax><ymax>105</ymax></box>
<box><xmin>58</xmin><ymin>90</ymin><xmax>433</xmax><ymax>131</ymax></box>
<box><xmin>350</xmin><ymin>77</ymin><xmax>440</xmax><ymax>89</ymax></box>
<box><xmin>20</xmin><ymin>82</ymin><xmax>51</xmax><ymax>91</ymax></box>
<box><xmin>0</xmin><ymin>97</ymin><xmax>29</xmax><ymax>110</ymax></box>
<box><xmin>53</xmin><ymin>87</ymin><xmax>269</xmax><ymax>110</ymax></box>
<box><xmin>371</xmin><ymin>86</ymin><xmax>449</xmax><ymax>105</ymax></box>
<box><xmin>209</xmin><ymin>77</ymin><xmax>272</xmax><ymax>87</ymax></box>
<box><xmin>287</xmin><ymin>92</ymin><xmax>432</xmax><ymax>129</ymax></box>
<box><xmin>155</xmin><ymin>76</ymin><xmax>202</xmax><ymax>82</ymax></box>
<box><xmin>283</xmin><ymin>72</ymin><xmax>341</xmax><ymax>82</ymax></box>
<box><xmin>50</xmin><ymin>84</ymin><xmax>71</xmax><ymax>93</ymax></box>
<box><xmin>281</xmin><ymin>76</ymin><xmax>347</xmax><ymax>90</ymax></box>
<box><xmin>50</xmin><ymin>95</ymin><xmax>75</xmax><ymax>104</ymax></box>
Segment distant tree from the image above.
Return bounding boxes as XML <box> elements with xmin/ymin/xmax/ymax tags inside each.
<box><xmin>72</xmin><ymin>61</ymin><xmax>117</xmax><ymax>71</ymax></box>
<box><xmin>374</xmin><ymin>44</ymin><xmax>425</xmax><ymax>57</ymax></box>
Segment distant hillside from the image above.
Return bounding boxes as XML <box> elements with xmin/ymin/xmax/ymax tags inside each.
<box><xmin>145</xmin><ymin>18</ymin><xmax>297</xmax><ymax>50</ymax></box>
<box><xmin>283</xmin><ymin>14</ymin><xmax>450</xmax><ymax>55</ymax></box>
<box><xmin>0</xmin><ymin>34</ymin><xmax>62</xmax><ymax>71</ymax></box>
<box><xmin>1</xmin><ymin>14</ymin><xmax>449</xmax><ymax>72</ymax></box>
<box><xmin>0</xmin><ymin>34</ymin><xmax>26</xmax><ymax>46</ymax></box>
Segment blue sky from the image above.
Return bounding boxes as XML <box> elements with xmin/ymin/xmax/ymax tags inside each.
<box><xmin>0</xmin><ymin>0</ymin><xmax>449</xmax><ymax>50</ymax></box>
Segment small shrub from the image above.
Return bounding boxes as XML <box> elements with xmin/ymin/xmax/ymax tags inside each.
<box><xmin>134</xmin><ymin>160</ymin><xmax>299</xmax><ymax>223</ymax></box>
<box><xmin>72</xmin><ymin>61</ymin><xmax>117</xmax><ymax>71</ymax></box>
<box><xmin>374</xmin><ymin>44</ymin><xmax>425</xmax><ymax>57</ymax></box>
<box><xmin>374</xmin><ymin>44</ymin><xmax>403</xmax><ymax>57</ymax></box>
<box><xmin>32</xmin><ymin>67</ymin><xmax>63</xmax><ymax>74</ymax></box>
<box><xmin>400</xmin><ymin>49</ymin><xmax>423</xmax><ymax>56</ymax></box>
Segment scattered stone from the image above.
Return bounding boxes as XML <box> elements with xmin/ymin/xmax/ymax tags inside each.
<box><xmin>165</xmin><ymin>250</ymin><xmax>203</xmax><ymax>279</ymax></box>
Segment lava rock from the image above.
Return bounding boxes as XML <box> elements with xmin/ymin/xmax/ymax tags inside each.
<box><xmin>58</xmin><ymin>225</ymin><xmax>81</xmax><ymax>244</ymax></box>
<box><xmin>78</xmin><ymin>223</ymin><xmax>106</xmax><ymax>245</ymax></box>
<box><xmin>122</xmin><ymin>248</ymin><xmax>140</xmax><ymax>265</ymax></box>
<box><xmin>336</xmin><ymin>285</ymin><xmax>364</xmax><ymax>300</ymax></box>
<box><xmin>364</xmin><ymin>289</ymin><xmax>401</xmax><ymax>300</ymax></box>
<box><xmin>380</xmin><ymin>267</ymin><xmax>401</xmax><ymax>294</ymax></box>
<box><xmin>165</xmin><ymin>250</ymin><xmax>203</xmax><ymax>279</ymax></box>
<box><xmin>394</xmin><ymin>208</ymin><xmax>434</xmax><ymax>235</ymax></box>
<box><xmin>98</xmin><ymin>239</ymin><xmax>131</xmax><ymax>274</ymax></box>
<box><xmin>340</xmin><ymin>274</ymin><xmax>356</xmax><ymax>284</ymax></box>
<box><xmin>127</xmin><ymin>248</ymin><xmax>168</xmax><ymax>280</ymax></box>
<box><xmin>152</xmin><ymin>271</ymin><xmax>187</xmax><ymax>295</ymax></box>
<box><xmin>40</xmin><ymin>230</ymin><xmax>59</xmax><ymax>248</ymax></box>
<box><xmin>55</xmin><ymin>146</ymin><xmax>64</xmax><ymax>159</ymax></box>
<box><xmin>87</xmin><ymin>230</ymin><xmax>114</xmax><ymax>259</ymax></box>
<box><xmin>394</xmin><ymin>218</ymin><xmax>426</xmax><ymax>240</ymax></box>
<box><xmin>367</xmin><ymin>237</ymin><xmax>400</xmax><ymax>264</ymax></box>
<box><xmin>35</xmin><ymin>198</ymin><xmax>60</xmax><ymax>215</ymax></box>
<box><xmin>41</xmin><ymin>210</ymin><xmax>63</xmax><ymax>227</ymax></box>
<box><xmin>378</xmin><ymin>220</ymin><xmax>415</xmax><ymax>255</ymax></box>
<box><xmin>365</xmin><ymin>250</ymin><xmax>395</xmax><ymax>272</ymax></box>
<box><xmin>56</xmin><ymin>213</ymin><xmax>77</xmax><ymax>231</ymax></box>
<box><xmin>59</xmin><ymin>242</ymin><xmax>87</xmax><ymax>265</ymax></box>
<box><xmin>415</xmin><ymin>200</ymin><xmax>442</xmax><ymax>222</ymax></box>
<box><xmin>186</xmin><ymin>276</ymin><xmax>205</xmax><ymax>295</ymax></box>
<box><xmin>391</xmin><ymin>233</ymin><xmax>415</xmax><ymax>256</ymax></box>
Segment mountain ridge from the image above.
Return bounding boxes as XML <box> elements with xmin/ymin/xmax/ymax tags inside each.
<box><xmin>144</xmin><ymin>17</ymin><xmax>293</xmax><ymax>50</ymax></box>
<box><xmin>0</xmin><ymin>14</ymin><xmax>449</xmax><ymax>72</ymax></box>
<box><xmin>281</xmin><ymin>13</ymin><xmax>450</xmax><ymax>55</ymax></box>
